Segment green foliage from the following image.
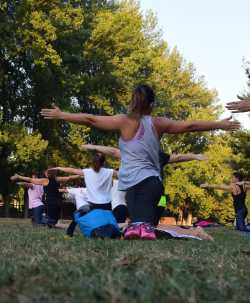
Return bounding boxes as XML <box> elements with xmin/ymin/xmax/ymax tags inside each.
<box><xmin>165</xmin><ymin>135</ymin><xmax>237</xmax><ymax>223</ymax></box>
<box><xmin>0</xmin><ymin>0</ymin><xmax>249</xmax><ymax>221</ymax></box>
<box><xmin>230</xmin><ymin>131</ymin><xmax>250</xmax><ymax>179</ymax></box>
<box><xmin>0</xmin><ymin>124</ymin><xmax>48</xmax><ymax>198</ymax></box>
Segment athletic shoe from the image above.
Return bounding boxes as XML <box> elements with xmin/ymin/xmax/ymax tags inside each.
<box><xmin>140</xmin><ymin>223</ymin><xmax>156</xmax><ymax>240</ymax></box>
<box><xmin>124</xmin><ymin>223</ymin><xmax>141</xmax><ymax>239</ymax></box>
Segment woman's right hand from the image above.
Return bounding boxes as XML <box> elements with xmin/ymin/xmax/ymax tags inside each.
<box><xmin>41</xmin><ymin>104</ymin><xmax>63</xmax><ymax>120</ymax></box>
<box><xmin>218</xmin><ymin>116</ymin><xmax>240</xmax><ymax>131</ymax></box>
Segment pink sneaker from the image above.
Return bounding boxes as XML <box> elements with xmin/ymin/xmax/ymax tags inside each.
<box><xmin>140</xmin><ymin>223</ymin><xmax>156</xmax><ymax>240</ymax></box>
<box><xmin>124</xmin><ymin>224</ymin><xmax>141</xmax><ymax>239</ymax></box>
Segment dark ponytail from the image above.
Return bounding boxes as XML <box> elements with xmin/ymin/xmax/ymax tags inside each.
<box><xmin>129</xmin><ymin>84</ymin><xmax>155</xmax><ymax>117</ymax></box>
<box><xmin>92</xmin><ymin>152</ymin><xmax>106</xmax><ymax>172</ymax></box>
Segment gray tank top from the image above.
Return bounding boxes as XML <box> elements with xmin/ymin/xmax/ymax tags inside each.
<box><xmin>118</xmin><ymin>115</ymin><xmax>161</xmax><ymax>190</ymax></box>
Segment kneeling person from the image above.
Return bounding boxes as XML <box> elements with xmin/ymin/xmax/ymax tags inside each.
<box><xmin>60</xmin><ymin>186</ymin><xmax>90</xmax><ymax>237</ymax></box>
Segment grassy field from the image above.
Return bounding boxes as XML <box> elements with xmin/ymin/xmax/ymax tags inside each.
<box><xmin>0</xmin><ymin>220</ymin><xmax>250</xmax><ymax>303</ymax></box>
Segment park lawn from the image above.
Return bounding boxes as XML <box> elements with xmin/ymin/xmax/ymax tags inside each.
<box><xmin>0</xmin><ymin>220</ymin><xmax>250</xmax><ymax>303</ymax></box>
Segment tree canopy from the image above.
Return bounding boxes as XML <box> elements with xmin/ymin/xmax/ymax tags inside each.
<box><xmin>0</xmin><ymin>0</ymin><xmax>249</xmax><ymax>221</ymax></box>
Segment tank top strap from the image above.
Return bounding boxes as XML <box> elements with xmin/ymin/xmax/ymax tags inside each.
<box><xmin>141</xmin><ymin>115</ymin><xmax>158</xmax><ymax>139</ymax></box>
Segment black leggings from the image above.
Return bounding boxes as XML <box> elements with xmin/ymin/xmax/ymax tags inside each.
<box><xmin>113</xmin><ymin>205</ymin><xmax>129</xmax><ymax>223</ymax></box>
<box><xmin>47</xmin><ymin>199</ymin><xmax>61</xmax><ymax>225</ymax></box>
<box><xmin>156</xmin><ymin>206</ymin><xmax>165</xmax><ymax>225</ymax></box>
<box><xmin>126</xmin><ymin>176</ymin><xmax>163</xmax><ymax>225</ymax></box>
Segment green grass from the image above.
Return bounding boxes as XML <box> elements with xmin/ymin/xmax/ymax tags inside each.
<box><xmin>0</xmin><ymin>220</ymin><xmax>250</xmax><ymax>303</ymax></box>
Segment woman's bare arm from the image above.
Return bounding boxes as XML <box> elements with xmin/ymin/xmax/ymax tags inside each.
<box><xmin>200</xmin><ymin>183</ymin><xmax>233</xmax><ymax>192</ymax></box>
<box><xmin>82</xmin><ymin>144</ymin><xmax>121</xmax><ymax>159</ymax></box>
<box><xmin>16</xmin><ymin>182</ymin><xmax>34</xmax><ymax>188</ymax></box>
<box><xmin>154</xmin><ymin>116</ymin><xmax>240</xmax><ymax>135</ymax></box>
<box><xmin>237</xmin><ymin>181</ymin><xmax>250</xmax><ymax>186</ymax></box>
<box><xmin>10</xmin><ymin>174</ymin><xmax>48</xmax><ymax>186</ymax></box>
<box><xmin>56</xmin><ymin>175</ymin><xmax>83</xmax><ymax>183</ymax></box>
<box><xmin>169</xmin><ymin>154</ymin><xmax>208</xmax><ymax>163</ymax></box>
<box><xmin>49</xmin><ymin>167</ymin><xmax>84</xmax><ymax>176</ymax></box>
<box><xmin>41</xmin><ymin>105</ymin><xmax>125</xmax><ymax>131</ymax></box>
<box><xmin>58</xmin><ymin>188</ymin><xmax>68</xmax><ymax>193</ymax></box>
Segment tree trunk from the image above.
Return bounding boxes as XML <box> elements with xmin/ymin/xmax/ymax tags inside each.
<box><xmin>186</xmin><ymin>211</ymin><xmax>193</xmax><ymax>226</ymax></box>
<box><xmin>24</xmin><ymin>189</ymin><xmax>29</xmax><ymax>218</ymax></box>
<box><xmin>177</xmin><ymin>209</ymin><xmax>183</xmax><ymax>225</ymax></box>
<box><xmin>4</xmin><ymin>195</ymin><xmax>10</xmax><ymax>217</ymax></box>
<box><xmin>178</xmin><ymin>208</ymin><xmax>193</xmax><ymax>225</ymax></box>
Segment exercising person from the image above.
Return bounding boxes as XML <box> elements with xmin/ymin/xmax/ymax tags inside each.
<box><xmin>82</xmin><ymin>143</ymin><xmax>208</xmax><ymax>223</ymax></box>
<box><xmin>11</xmin><ymin>169</ymin><xmax>81</xmax><ymax>227</ymax></box>
<box><xmin>14</xmin><ymin>172</ymin><xmax>44</xmax><ymax>225</ymax></box>
<box><xmin>59</xmin><ymin>184</ymin><xmax>90</xmax><ymax>237</ymax></box>
<box><xmin>201</xmin><ymin>173</ymin><xmax>250</xmax><ymax>231</ymax></box>
<box><xmin>49</xmin><ymin>152</ymin><xmax>118</xmax><ymax>212</ymax></box>
<box><xmin>41</xmin><ymin>84</ymin><xmax>240</xmax><ymax>240</ymax></box>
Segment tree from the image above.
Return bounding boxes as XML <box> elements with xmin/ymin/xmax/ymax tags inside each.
<box><xmin>0</xmin><ymin>0</ymin><xmax>238</xmax><ymax>221</ymax></box>
<box><xmin>0</xmin><ymin>124</ymin><xmax>48</xmax><ymax>216</ymax></box>
<box><xmin>165</xmin><ymin>135</ymin><xmax>237</xmax><ymax>224</ymax></box>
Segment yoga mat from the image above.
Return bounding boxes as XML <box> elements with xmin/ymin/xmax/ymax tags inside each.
<box><xmin>240</xmin><ymin>232</ymin><xmax>250</xmax><ymax>237</ymax></box>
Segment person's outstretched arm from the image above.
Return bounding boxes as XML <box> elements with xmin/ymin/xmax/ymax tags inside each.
<box><xmin>200</xmin><ymin>183</ymin><xmax>233</xmax><ymax>192</ymax></box>
<box><xmin>58</xmin><ymin>188</ymin><xmax>68</xmax><ymax>193</ymax></box>
<box><xmin>10</xmin><ymin>174</ymin><xmax>48</xmax><ymax>186</ymax></box>
<box><xmin>154</xmin><ymin>116</ymin><xmax>240</xmax><ymax>135</ymax></box>
<box><xmin>226</xmin><ymin>100</ymin><xmax>250</xmax><ymax>113</ymax></box>
<box><xmin>236</xmin><ymin>181</ymin><xmax>250</xmax><ymax>186</ymax></box>
<box><xmin>16</xmin><ymin>182</ymin><xmax>34</xmax><ymax>188</ymax></box>
<box><xmin>82</xmin><ymin>144</ymin><xmax>121</xmax><ymax>159</ymax></box>
<box><xmin>56</xmin><ymin>175</ymin><xmax>83</xmax><ymax>183</ymax></box>
<box><xmin>49</xmin><ymin>167</ymin><xmax>84</xmax><ymax>176</ymax></box>
<box><xmin>236</xmin><ymin>181</ymin><xmax>250</xmax><ymax>190</ymax></box>
<box><xmin>41</xmin><ymin>105</ymin><xmax>125</xmax><ymax>131</ymax></box>
<box><xmin>169</xmin><ymin>154</ymin><xmax>208</xmax><ymax>164</ymax></box>
<box><xmin>10</xmin><ymin>174</ymin><xmax>49</xmax><ymax>186</ymax></box>
<box><xmin>41</xmin><ymin>105</ymin><xmax>240</xmax><ymax>135</ymax></box>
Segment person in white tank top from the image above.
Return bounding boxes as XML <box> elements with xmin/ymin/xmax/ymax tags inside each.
<box><xmin>59</xmin><ymin>184</ymin><xmax>90</xmax><ymax>237</ymax></box>
<box><xmin>49</xmin><ymin>152</ymin><xmax>118</xmax><ymax>236</ymax></box>
<box><xmin>48</xmin><ymin>152</ymin><xmax>118</xmax><ymax>208</ymax></box>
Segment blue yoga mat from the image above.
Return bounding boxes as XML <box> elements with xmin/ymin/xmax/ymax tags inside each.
<box><xmin>240</xmin><ymin>232</ymin><xmax>250</xmax><ymax>237</ymax></box>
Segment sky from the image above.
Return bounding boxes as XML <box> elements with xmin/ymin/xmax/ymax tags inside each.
<box><xmin>139</xmin><ymin>0</ymin><xmax>250</xmax><ymax>129</ymax></box>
